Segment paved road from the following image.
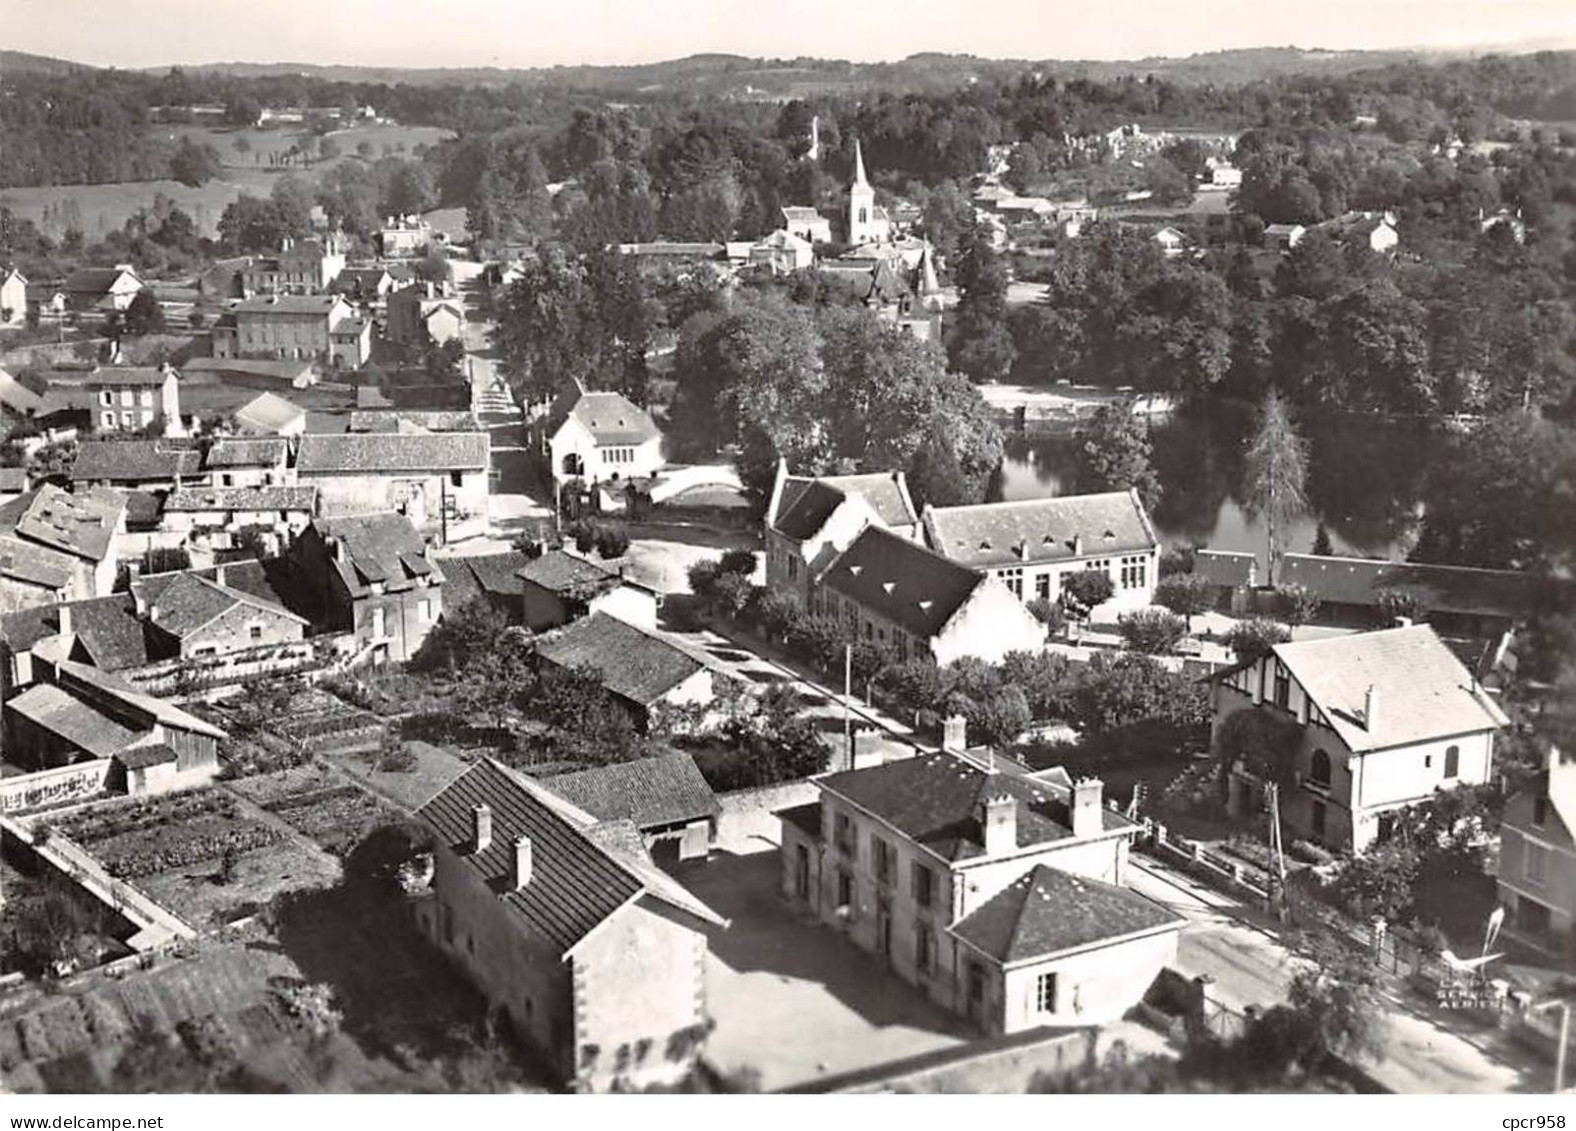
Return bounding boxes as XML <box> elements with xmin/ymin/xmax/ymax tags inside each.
<box><xmin>1129</xmin><ymin>855</ymin><xmax>1545</xmax><ymax>1093</ymax></box>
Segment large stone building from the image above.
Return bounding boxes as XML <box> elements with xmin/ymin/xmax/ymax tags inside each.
<box><xmin>764</xmin><ymin>463</ymin><xmax>920</xmax><ymax>608</ymax></box>
<box><xmin>240</xmin><ymin>235</ymin><xmax>348</xmax><ymax>296</ymax></box>
<box><xmin>295</xmin><ymin>431</ymin><xmax>489</xmax><ymax>539</ymax></box>
<box><xmin>778</xmin><ymin>731</ymin><xmax>1180</xmax><ymax>1035</ymax></box>
<box><xmin>216</xmin><ymin>294</ymin><xmax>371</xmax><ymax>369</ymax></box>
<box><xmin>921</xmin><ymin>490</ymin><xmax>1160</xmax><ymax>621</ymax></box>
<box><xmin>1212</xmin><ymin>624</ymin><xmax>1508</xmax><ymax>852</ymax></box>
<box><xmin>412</xmin><ymin>759</ymin><xmax>725</xmax><ymax>1091</ymax></box>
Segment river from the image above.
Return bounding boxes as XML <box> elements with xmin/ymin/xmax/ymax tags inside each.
<box><xmin>991</xmin><ymin>402</ymin><xmax>1440</xmax><ymax>572</ymax></box>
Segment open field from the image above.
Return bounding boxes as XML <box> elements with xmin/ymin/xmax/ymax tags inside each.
<box><xmin>1</xmin><ymin>122</ymin><xmax>453</xmax><ymax>240</ymax></box>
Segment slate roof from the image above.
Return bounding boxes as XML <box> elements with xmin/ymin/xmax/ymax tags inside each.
<box><xmin>234</xmin><ymin>392</ymin><xmax>306</xmax><ymax>434</ymax></box>
<box><xmin>234</xmin><ymin>294</ymin><xmax>348</xmax><ymax>317</ymax></box>
<box><xmin>132</xmin><ymin>559</ymin><xmax>298</xmax><ymax>619</ymax></box>
<box><xmin>542</xmin><ymin>752</ymin><xmax>719</xmax><ymax>830</ymax></box>
<box><xmin>0</xmin><ymin>368</ymin><xmax>43</xmax><ymax>414</ymax></box>
<box><xmin>144</xmin><ymin>571</ymin><xmax>307</xmax><ymax>639</ymax></box>
<box><xmin>1268</xmin><ymin>624</ymin><xmax>1509</xmax><ymax>753</ymax></box>
<box><xmin>772</xmin><ymin>470</ymin><xmax>918</xmax><ymax>540</ymax></box>
<box><xmin>312</xmin><ymin>512</ymin><xmax>443</xmax><ymax>596</ymax></box>
<box><xmin>70</xmin><ymin>440</ymin><xmax>202</xmax><ymax>483</ymax></box>
<box><xmin>55</xmin><ymin>659</ymin><xmax>226</xmax><ymax>739</ymax></box>
<box><xmin>951</xmin><ymin>864</ymin><xmax>1183</xmax><ymax>964</ymax></box>
<box><xmin>0</xmin><ymin>594</ymin><xmax>149</xmax><ymax>669</ymax></box>
<box><xmin>517</xmin><ymin>549</ymin><xmax>618</xmax><ymax>595</ymax></box>
<box><xmin>164</xmin><ymin>485</ymin><xmax>317</xmax><ymax>512</ymax></box>
<box><xmin>348</xmin><ymin>410</ymin><xmax>479</xmax><ymax>434</ymax></box>
<box><xmin>536</xmin><ymin>613</ymin><xmax>706</xmax><ymax>708</ymax></box>
<box><xmin>296</xmin><ymin>431</ymin><xmax>488</xmax><ymax>473</ymax></box>
<box><xmin>205</xmin><ymin>438</ymin><xmax>288</xmax><ymax>470</ymax></box>
<box><xmin>779</xmin><ymin>801</ymin><xmax>823</xmax><ymax>839</ymax></box>
<box><xmin>117</xmin><ymin>743</ymin><xmax>178</xmax><ymax>771</ymax></box>
<box><xmin>1278</xmin><ymin>553</ymin><xmax>1569</xmax><ymax>623</ymax></box>
<box><xmin>819</xmin><ymin>525</ymin><xmax>986</xmax><ymax>641</ymax></box>
<box><xmin>0</xmin><ymin>533</ymin><xmax>75</xmax><ymax>589</ymax></box>
<box><xmin>15</xmin><ymin>485</ymin><xmax>125</xmax><ymax>563</ymax></box>
<box><xmin>183</xmin><ymin>358</ymin><xmax>316</xmax><ymax>385</ymax></box>
<box><xmin>1194</xmin><ymin>549</ymin><xmax>1257</xmax><ymax>589</ymax></box>
<box><xmin>818</xmin><ymin>750</ymin><xmax>1135</xmax><ymax>863</ymax></box>
<box><xmin>550</xmin><ymin>388</ymin><xmax>661</xmax><ymax>447</ymax></box>
<box><xmin>7</xmin><ymin>682</ymin><xmax>141</xmax><ymax>758</ymax></box>
<box><xmin>415</xmin><ymin>759</ymin><xmax>722</xmax><ymax>957</ymax></box>
<box><xmin>64</xmin><ymin>267</ymin><xmax>139</xmax><ymax>295</ymax></box>
<box><xmin>923</xmin><ymin>489</ymin><xmax>1157</xmax><ymax>570</ymax></box>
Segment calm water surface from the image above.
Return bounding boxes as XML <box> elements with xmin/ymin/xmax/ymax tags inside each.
<box><xmin>992</xmin><ymin>403</ymin><xmax>1439</xmax><ymax>573</ymax></box>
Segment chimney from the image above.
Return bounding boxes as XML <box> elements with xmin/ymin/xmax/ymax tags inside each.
<box><xmin>1071</xmin><ymin>778</ymin><xmax>1104</xmax><ymax>839</ymax></box>
<box><xmin>1364</xmin><ymin>685</ymin><xmax>1380</xmax><ymax>732</ymax></box>
<box><xmin>57</xmin><ymin>603</ymin><xmax>72</xmax><ymax>638</ymax></box>
<box><xmin>513</xmin><ymin>835</ymin><xmax>533</xmax><ymax>889</ymax></box>
<box><xmin>978</xmin><ymin>793</ymin><xmax>1016</xmax><ymax>855</ymax></box>
<box><xmin>1393</xmin><ymin>615</ymin><xmax>1413</xmax><ymax>629</ymax></box>
<box><xmin>942</xmin><ymin>714</ymin><xmax>967</xmax><ymax>753</ymax></box>
<box><xmin>1072</xmin><ymin>533</ymin><xmax>1085</xmax><ymax>557</ymax></box>
<box><xmin>472</xmin><ymin>804</ymin><xmax>492</xmax><ymax>853</ymax></box>
<box><xmin>213</xmin><ymin>564</ymin><xmax>227</xmax><ymax>589</ymax></box>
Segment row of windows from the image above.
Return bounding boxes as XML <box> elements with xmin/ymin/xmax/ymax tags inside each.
<box><xmin>99</xmin><ymin>389</ymin><xmax>155</xmax><ymax>408</ymax></box>
<box><xmin>1305</xmin><ymin>745</ymin><xmax>1460</xmax><ymax>788</ymax></box>
<box><xmin>994</xmin><ymin>556</ymin><xmax>1152</xmax><ymax>600</ymax></box>
<box><xmin>853</xmin><ymin>825</ymin><xmax>939</xmax><ymax>909</ymax></box>
<box><xmin>100</xmin><ymin>410</ymin><xmax>154</xmax><ymax>430</ymax></box>
<box><xmin>602</xmin><ymin>447</ymin><xmax>638</xmax><ymax>464</ymax></box>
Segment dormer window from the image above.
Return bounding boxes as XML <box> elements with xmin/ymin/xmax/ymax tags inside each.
<box><xmin>882</xmin><ymin>582</ymin><xmax>895</xmax><ymax>594</ymax></box>
<box><xmin>848</xmin><ymin>565</ymin><xmax>862</xmax><ymax>577</ymax></box>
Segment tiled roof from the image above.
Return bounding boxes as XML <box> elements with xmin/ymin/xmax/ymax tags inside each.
<box><xmin>1269</xmin><ymin>624</ymin><xmax>1509</xmax><ymax>753</ymax></box>
<box><xmin>772</xmin><ymin>470</ymin><xmax>917</xmax><ymax>540</ymax></box>
<box><xmin>0</xmin><ymin>533</ymin><xmax>75</xmax><ymax>589</ymax></box>
<box><xmin>551</xmin><ymin>389</ymin><xmax>661</xmax><ymax>447</ymax></box>
<box><xmin>1194</xmin><ymin>549</ymin><xmax>1257</xmax><ymax>589</ymax></box>
<box><xmin>296</xmin><ymin>431</ymin><xmax>488</xmax><ymax>473</ymax></box>
<box><xmin>117</xmin><ymin>743</ymin><xmax>178</xmax><ymax>771</ymax></box>
<box><xmin>205</xmin><ymin>438</ymin><xmax>288</xmax><ymax>470</ymax></box>
<box><xmin>64</xmin><ymin>267</ymin><xmax>138</xmax><ymax>294</ymax></box>
<box><xmin>234</xmin><ymin>294</ymin><xmax>347</xmax><ymax>317</ymax></box>
<box><xmin>951</xmin><ymin>864</ymin><xmax>1183</xmax><ymax>964</ymax></box>
<box><xmin>820</xmin><ymin>525</ymin><xmax>985</xmax><ymax>641</ymax></box>
<box><xmin>0</xmin><ymin>594</ymin><xmax>149</xmax><ymax>669</ymax></box>
<box><xmin>56</xmin><ymin>659</ymin><xmax>226</xmax><ymax>739</ymax></box>
<box><xmin>183</xmin><ymin>358</ymin><xmax>315</xmax><ymax>385</ymax></box>
<box><xmin>516</xmin><ymin>549</ymin><xmax>618</xmax><ymax>595</ymax></box>
<box><xmin>70</xmin><ymin>440</ymin><xmax>202</xmax><ymax>483</ymax></box>
<box><xmin>348</xmin><ymin>410</ymin><xmax>479</xmax><ymax>434</ymax></box>
<box><xmin>416</xmin><ymin>759</ymin><xmax>721</xmax><ymax>956</ymax></box>
<box><xmin>144</xmin><ymin>571</ymin><xmax>307</xmax><ymax>639</ymax></box>
<box><xmin>1278</xmin><ymin>553</ymin><xmax>1570</xmax><ymax>623</ymax></box>
<box><xmin>441</xmin><ymin>550</ymin><xmax>534</xmax><ymax>608</ymax></box>
<box><xmin>164</xmin><ymin>485</ymin><xmax>317</xmax><ymax>512</ymax></box>
<box><xmin>15</xmin><ymin>485</ymin><xmax>125</xmax><ymax>563</ymax></box>
<box><xmin>818</xmin><ymin>750</ymin><xmax>1135</xmax><ymax>863</ymax></box>
<box><xmin>536</xmin><ymin>613</ymin><xmax>705</xmax><ymax>708</ymax></box>
<box><xmin>312</xmin><ymin>512</ymin><xmax>443</xmax><ymax>596</ymax></box>
<box><xmin>923</xmin><ymin>489</ymin><xmax>1157</xmax><ymax>570</ymax></box>
<box><xmin>0</xmin><ymin>369</ymin><xmax>43</xmax><ymax>414</ymax></box>
<box><xmin>541</xmin><ymin>752</ymin><xmax>719</xmax><ymax>830</ymax></box>
<box><xmin>7</xmin><ymin>682</ymin><xmax>141</xmax><ymax>758</ymax></box>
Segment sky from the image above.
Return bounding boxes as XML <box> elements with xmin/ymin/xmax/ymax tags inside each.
<box><xmin>7</xmin><ymin>0</ymin><xmax>1576</xmax><ymax>70</ymax></box>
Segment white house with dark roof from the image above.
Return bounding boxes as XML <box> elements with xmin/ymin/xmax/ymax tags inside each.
<box><xmin>204</xmin><ymin>437</ymin><xmax>291</xmax><ymax>488</ymax></box>
<box><xmin>63</xmin><ymin>265</ymin><xmax>143</xmax><ymax>314</ymax></box>
<box><xmin>545</xmin><ymin>384</ymin><xmax>664</xmax><ymax>492</ymax></box>
<box><xmin>777</xmin><ymin>729</ymin><xmax>1180</xmax><ymax>1034</ymax></box>
<box><xmin>1212</xmin><ymin>623</ymin><xmax>1509</xmax><ymax>852</ymax></box>
<box><xmin>815</xmin><ymin>525</ymin><xmax>1045</xmax><ymax>665</ymax></box>
<box><xmin>922</xmin><ymin>490</ymin><xmax>1159</xmax><ymax>621</ymax></box>
<box><xmin>535</xmin><ymin>613</ymin><xmax>723</xmax><ymax>732</ymax></box>
<box><xmin>411</xmin><ymin>758</ymin><xmax>725</xmax><ymax>1091</ymax></box>
<box><xmin>295</xmin><ymin>431</ymin><xmax>489</xmax><ymax>539</ymax></box>
<box><xmin>161</xmin><ymin>484</ymin><xmax>318</xmax><ymax>556</ymax></box>
<box><xmin>781</xmin><ymin>205</ymin><xmax>833</xmax><ymax>244</ymax></box>
<box><xmin>1</xmin><ymin>268</ymin><xmax>28</xmax><ymax>325</ymax></box>
<box><xmin>515</xmin><ymin>549</ymin><xmax>659</xmax><ymax>633</ymax></box>
<box><xmin>234</xmin><ymin>391</ymin><xmax>307</xmax><ymax>437</ymax></box>
<box><xmin>765</xmin><ymin>461</ymin><xmax>921</xmax><ymax>608</ymax></box>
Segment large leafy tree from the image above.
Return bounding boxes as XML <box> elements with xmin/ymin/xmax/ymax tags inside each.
<box><xmin>1242</xmin><ymin>390</ymin><xmax>1310</xmax><ymax>587</ymax></box>
<box><xmin>1071</xmin><ymin>402</ymin><xmax>1162</xmax><ymax>510</ymax></box>
<box><xmin>946</xmin><ymin>223</ymin><xmax>1016</xmax><ymax>384</ymax></box>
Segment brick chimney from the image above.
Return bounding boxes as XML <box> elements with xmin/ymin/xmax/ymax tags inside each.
<box><xmin>979</xmin><ymin>793</ymin><xmax>1016</xmax><ymax>855</ymax></box>
<box><xmin>1364</xmin><ymin>685</ymin><xmax>1380</xmax><ymax>732</ymax></box>
<box><xmin>513</xmin><ymin>835</ymin><xmax>533</xmax><ymax>889</ymax></box>
<box><xmin>472</xmin><ymin>803</ymin><xmax>492</xmax><ymax>853</ymax></box>
<box><xmin>1071</xmin><ymin>778</ymin><xmax>1104</xmax><ymax>838</ymax></box>
<box><xmin>942</xmin><ymin>714</ymin><xmax>967</xmax><ymax>753</ymax></box>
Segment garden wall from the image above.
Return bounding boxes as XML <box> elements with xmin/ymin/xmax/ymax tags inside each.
<box><xmin>714</xmin><ymin>780</ymin><xmax>818</xmax><ymax>847</ymax></box>
<box><xmin>0</xmin><ymin>759</ymin><xmax>114</xmax><ymax>816</ymax></box>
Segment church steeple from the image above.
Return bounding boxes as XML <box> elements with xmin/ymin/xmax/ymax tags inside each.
<box><xmin>853</xmin><ymin>139</ymin><xmax>869</xmax><ymax>188</ymax></box>
<box><xmin>848</xmin><ymin>139</ymin><xmax>877</xmax><ymax>245</ymax></box>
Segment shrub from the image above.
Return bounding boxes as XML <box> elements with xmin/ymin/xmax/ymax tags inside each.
<box><xmin>755</xmin><ymin>591</ymin><xmax>801</xmax><ymax>641</ymax></box>
<box><xmin>1025</xmin><ymin>596</ymin><xmax>1065</xmax><ymax>633</ymax></box>
<box><xmin>1159</xmin><ymin>545</ymin><xmax>1198</xmax><ymax>577</ymax></box>
<box><xmin>1376</xmin><ymin>587</ymin><xmax>1425</xmax><ymax>624</ymax></box>
<box><xmin>1154</xmin><ymin>573</ymin><xmax>1214</xmax><ymax>629</ymax></box>
<box><xmin>1224</xmin><ymin>617</ymin><xmax>1292</xmax><ymax>663</ymax></box>
<box><xmin>1289</xmin><ymin>839</ymin><xmax>1337</xmax><ymax>866</ymax></box>
<box><xmin>718</xmin><ymin>549</ymin><xmax>757</xmax><ymax>576</ymax></box>
<box><xmin>565</xmin><ymin>518</ymin><xmax>597</xmax><ymax>555</ymax></box>
<box><xmin>1119</xmin><ymin>608</ymin><xmax>1188</xmax><ymax>655</ymax></box>
<box><xmin>593</xmin><ymin>525</ymin><xmax>630</xmax><ymax>559</ymax></box>
<box><xmin>687</xmin><ymin>559</ymin><xmax>721</xmax><ymax>600</ymax></box>
<box><xmin>1273</xmin><ymin>583</ymin><xmax>1321</xmax><ymax>627</ymax></box>
<box><xmin>1062</xmin><ymin>570</ymin><xmax>1115</xmax><ymax>619</ymax></box>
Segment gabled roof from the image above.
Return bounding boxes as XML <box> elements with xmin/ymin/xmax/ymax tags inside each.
<box><xmin>144</xmin><ymin>571</ymin><xmax>307</xmax><ymax>639</ymax></box>
<box><xmin>952</xmin><ymin>864</ymin><xmax>1183</xmax><ymax>964</ymax></box>
<box><xmin>348</xmin><ymin>409</ymin><xmax>479</xmax><ymax>434</ymax></box>
<box><xmin>818</xmin><ymin>750</ymin><xmax>1134</xmax><ymax>863</ymax></box>
<box><xmin>781</xmin><ymin>206</ymin><xmax>827</xmax><ymax>223</ymax></box>
<box><xmin>204</xmin><ymin>437</ymin><xmax>288</xmax><ymax>470</ymax></box>
<box><xmin>234</xmin><ymin>392</ymin><xmax>306</xmax><ymax>434</ymax></box>
<box><xmin>0</xmin><ymin>533</ymin><xmax>75</xmax><ymax>589</ymax></box>
<box><xmin>415</xmin><ymin>759</ymin><xmax>723</xmax><ymax>957</ymax></box>
<box><xmin>56</xmin><ymin>659</ymin><xmax>226</xmax><ymax>739</ymax></box>
<box><xmin>923</xmin><ymin>490</ymin><xmax>1157</xmax><ymax>571</ymax></box>
<box><xmin>0</xmin><ymin>368</ymin><xmax>44</xmax><ymax>414</ymax></box>
<box><xmin>0</xmin><ymin>593</ymin><xmax>149</xmax><ymax>669</ymax></box>
<box><xmin>550</xmin><ymin>389</ymin><xmax>661</xmax><ymax>448</ymax></box>
<box><xmin>132</xmin><ymin>559</ymin><xmax>297</xmax><ymax>618</ymax></box>
<box><xmin>772</xmin><ymin>470</ymin><xmax>918</xmax><ymax>540</ymax></box>
<box><xmin>234</xmin><ymin>294</ymin><xmax>348</xmax><ymax>317</ymax></box>
<box><xmin>1194</xmin><ymin>549</ymin><xmax>1257</xmax><ymax>589</ymax></box>
<box><xmin>1278</xmin><ymin>553</ymin><xmax>1569</xmax><ymax>623</ymax></box>
<box><xmin>820</xmin><ymin>525</ymin><xmax>986</xmax><ymax>641</ymax></box>
<box><xmin>296</xmin><ymin>431</ymin><xmax>488</xmax><ymax>474</ymax></box>
<box><xmin>7</xmin><ymin>681</ymin><xmax>142</xmax><ymax>758</ymax></box>
<box><xmin>516</xmin><ymin>549</ymin><xmax>619</xmax><ymax>596</ymax></box>
<box><xmin>536</xmin><ymin>613</ymin><xmax>706</xmax><ymax>708</ymax></box>
<box><xmin>312</xmin><ymin>512</ymin><xmax>443</xmax><ymax>596</ymax></box>
<box><xmin>64</xmin><ymin>266</ymin><xmax>139</xmax><ymax>294</ymax></box>
<box><xmin>441</xmin><ymin>550</ymin><xmax>534</xmax><ymax>608</ymax></box>
<box><xmin>164</xmin><ymin>484</ymin><xmax>317</xmax><ymax>512</ymax></box>
<box><xmin>70</xmin><ymin>440</ymin><xmax>202</xmax><ymax>483</ymax></box>
<box><xmin>542</xmin><ymin>752</ymin><xmax>719</xmax><ymax>830</ymax></box>
<box><xmin>0</xmin><ymin>467</ymin><xmax>28</xmax><ymax>493</ymax></box>
<box><xmin>15</xmin><ymin>484</ymin><xmax>125</xmax><ymax>563</ymax></box>
<box><xmin>117</xmin><ymin>743</ymin><xmax>179</xmax><ymax>771</ymax></box>
<box><xmin>1267</xmin><ymin>625</ymin><xmax>1509</xmax><ymax>753</ymax></box>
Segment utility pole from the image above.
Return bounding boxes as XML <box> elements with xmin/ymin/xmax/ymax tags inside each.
<box><xmin>843</xmin><ymin>644</ymin><xmax>853</xmax><ymax>772</ymax></box>
<box><xmin>1266</xmin><ymin>782</ymin><xmax>1288</xmax><ymax>920</ymax></box>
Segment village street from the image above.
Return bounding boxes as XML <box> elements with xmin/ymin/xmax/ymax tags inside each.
<box><xmin>1129</xmin><ymin>855</ymin><xmax>1549</xmax><ymax>1093</ymax></box>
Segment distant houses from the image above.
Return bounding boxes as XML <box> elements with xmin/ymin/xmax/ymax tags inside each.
<box><xmin>63</xmin><ymin>265</ymin><xmax>143</xmax><ymax>314</ymax></box>
<box><xmin>215</xmin><ymin>294</ymin><xmax>372</xmax><ymax>369</ymax></box>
